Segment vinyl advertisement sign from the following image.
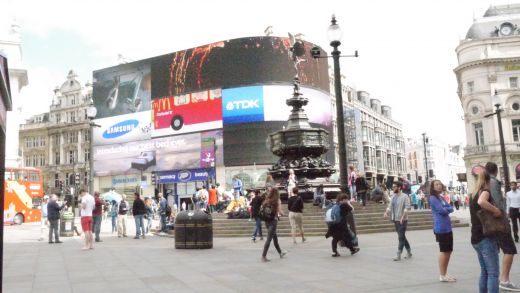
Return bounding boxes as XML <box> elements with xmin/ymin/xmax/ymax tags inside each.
<box><xmin>92</xmin><ymin>111</ymin><xmax>152</xmax><ymax>145</ymax></box>
<box><xmin>157</xmin><ymin>168</ymin><xmax>216</xmax><ymax>184</ymax></box>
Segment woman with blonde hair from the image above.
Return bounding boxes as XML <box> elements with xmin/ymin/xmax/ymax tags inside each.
<box><xmin>287</xmin><ymin>169</ymin><xmax>297</xmax><ymax>197</ymax></box>
<box><xmin>428</xmin><ymin>180</ymin><xmax>456</xmax><ymax>282</ymax></box>
<box><xmin>261</xmin><ymin>188</ymin><xmax>286</xmax><ymax>262</ymax></box>
<box><xmin>470</xmin><ymin>172</ymin><xmax>502</xmax><ymax>293</ymax></box>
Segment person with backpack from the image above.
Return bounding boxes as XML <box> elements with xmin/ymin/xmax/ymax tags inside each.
<box><xmin>355</xmin><ymin>173</ymin><xmax>369</xmax><ymax>207</ymax></box>
<box><xmin>117</xmin><ymin>194</ymin><xmax>129</xmax><ymax>238</ymax></box>
<box><xmin>288</xmin><ymin>187</ymin><xmax>306</xmax><ymax>244</ymax></box>
<box><xmin>250</xmin><ymin>192</ymin><xmax>265</xmax><ymax>242</ymax></box>
<box><xmin>325</xmin><ymin>193</ymin><xmax>360</xmax><ymax>257</ymax></box>
<box><xmin>260</xmin><ymin>188</ymin><xmax>286</xmax><ymax>262</ymax></box>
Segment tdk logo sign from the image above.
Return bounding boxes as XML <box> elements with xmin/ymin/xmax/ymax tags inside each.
<box><xmin>226</xmin><ymin>99</ymin><xmax>260</xmax><ymax>111</ymax></box>
<box><xmin>103</xmin><ymin>119</ymin><xmax>139</xmax><ymax>139</ymax></box>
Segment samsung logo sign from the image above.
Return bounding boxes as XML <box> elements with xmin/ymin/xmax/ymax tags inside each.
<box><xmin>103</xmin><ymin>119</ymin><xmax>139</xmax><ymax>139</ymax></box>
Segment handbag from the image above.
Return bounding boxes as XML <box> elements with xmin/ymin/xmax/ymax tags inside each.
<box><xmin>476</xmin><ymin>191</ymin><xmax>510</xmax><ymax>237</ymax></box>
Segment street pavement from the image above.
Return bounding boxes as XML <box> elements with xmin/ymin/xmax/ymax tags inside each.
<box><xmin>2</xmin><ymin>212</ymin><xmax>519</xmax><ymax>293</ymax></box>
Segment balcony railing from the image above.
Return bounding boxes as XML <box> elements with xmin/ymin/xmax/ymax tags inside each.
<box><xmin>465</xmin><ymin>143</ymin><xmax>520</xmax><ymax>156</ymax></box>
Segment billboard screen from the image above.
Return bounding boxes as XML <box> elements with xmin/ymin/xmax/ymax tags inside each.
<box><xmin>92</xmin><ymin>111</ymin><xmax>151</xmax><ymax>145</ymax></box>
<box><xmin>151</xmin><ymin>88</ymin><xmax>222</xmax><ymax>137</ymax></box>
<box><xmin>222</xmin><ymin>86</ymin><xmax>264</xmax><ymax>125</ymax></box>
<box><xmin>92</xmin><ymin>60</ymin><xmax>151</xmax><ymax>119</ymax></box>
<box><xmin>151</xmin><ymin>36</ymin><xmax>329</xmax><ymax>97</ymax></box>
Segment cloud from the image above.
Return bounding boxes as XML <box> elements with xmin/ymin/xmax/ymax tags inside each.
<box><xmin>18</xmin><ymin>67</ymin><xmax>62</xmax><ymax>119</ymax></box>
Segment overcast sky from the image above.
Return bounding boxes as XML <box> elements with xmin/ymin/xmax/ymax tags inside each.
<box><xmin>1</xmin><ymin>0</ymin><xmax>515</xmax><ymax>145</ymax></box>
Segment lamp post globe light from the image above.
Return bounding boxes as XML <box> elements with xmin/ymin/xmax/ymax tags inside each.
<box><xmin>86</xmin><ymin>104</ymin><xmax>97</xmax><ymax>195</ymax></box>
<box><xmin>328</xmin><ymin>15</ymin><xmax>349</xmax><ymax>194</ymax></box>
<box><xmin>485</xmin><ymin>90</ymin><xmax>511</xmax><ymax>192</ymax></box>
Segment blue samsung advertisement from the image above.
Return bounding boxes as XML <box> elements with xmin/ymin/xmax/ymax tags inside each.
<box><xmin>157</xmin><ymin>168</ymin><xmax>215</xmax><ymax>184</ymax></box>
<box><xmin>222</xmin><ymin>86</ymin><xmax>264</xmax><ymax>125</ymax></box>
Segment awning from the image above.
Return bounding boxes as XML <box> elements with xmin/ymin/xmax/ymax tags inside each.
<box><xmin>157</xmin><ymin>168</ymin><xmax>215</xmax><ymax>184</ymax></box>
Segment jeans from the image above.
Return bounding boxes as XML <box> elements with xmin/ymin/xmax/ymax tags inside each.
<box><xmin>48</xmin><ymin>219</ymin><xmax>59</xmax><ymax>242</ymax></box>
<box><xmin>252</xmin><ymin>217</ymin><xmax>263</xmax><ymax>239</ymax></box>
<box><xmin>394</xmin><ymin>221</ymin><xmax>411</xmax><ymax>253</ymax></box>
<box><xmin>358</xmin><ymin>192</ymin><xmax>367</xmax><ymax>206</ymax></box>
<box><xmin>146</xmin><ymin>215</ymin><xmax>152</xmax><ymax>233</ymax></box>
<box><xmin>472</xmin><ymin>238</ymin><xmax>499</xmax><ymax>293</ymax></box>
<box><xmin>510</xmin><ymin>207</ymin><xmax>519</xmax><ymax>241</ymax></box>
<box><xmin>134</xmin><ymin>215</ymin><xmax>145</xmax><ymax>237</ymax></box>
<box><xmin>160</xmin><ymin>214</ymin><xmax>168</xmax><ymax>232</ymax></box>
<box><xmin>349</xmin><ymin>185</ymin><xmax>356</xmax><ymax>199</ymax></box>
<box><xmin>262</xmin><ymin>220</ymin><xmax>282</xmax><ymax>257</ymax></box>
<box><xmin>111</xmin><ymin>215</ymin><xmax>117</xmax><ymax>233</ymax></box>
<box><xmin>91</xmin><ymin>215</ymin><xmax>102</xmax><ymax>241</ymax></box>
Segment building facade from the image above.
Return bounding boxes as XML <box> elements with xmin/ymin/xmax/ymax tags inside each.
<box><xmin>19</xmin><ymin>70</ymin><xmax>92</xmax><ymax>195</ymax></box>
<box><xmin>455</xmin><ymin>4</ymin><xmax>520</xmax><ymax>190</ymax></box>
<box><xmin>405</xmin><ymin>136</ymin><xmax>466</xmax><ymax>187</ymax></box>
<box><xmin>0</xmin><ymin>20</ymin><xmax>28</xmax><ymax>167</ymax></box>
<box><xmin>330</xmin><ymin>77</ymin><xmax>407</xmax><ymax>186</ymax></box>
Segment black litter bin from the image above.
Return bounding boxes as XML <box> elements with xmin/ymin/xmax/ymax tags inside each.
<box><xmin>175</xmin><ymin>210</ymin><xmax>213</xmax><ymax>249</ymax></box>
<box><xmin>59</xmin><ymin>211</ymin><xmax>74</xmax><ymax>237</ymax></box>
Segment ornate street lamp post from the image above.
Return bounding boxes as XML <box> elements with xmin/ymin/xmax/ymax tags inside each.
<box><xmin>422</xmin><ymin>133</ymin><xmax>429</xmax><ymax>182</ymax></box>
<box><xmin>86</xmin><ymin>103</ymin><xmax>98</xmax><ymax>194</ymax></box>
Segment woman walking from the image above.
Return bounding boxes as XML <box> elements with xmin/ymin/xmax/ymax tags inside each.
<box><xmin>429</xmin><ymin>180</ymin><xmax>456</xmax><ymax>282</ymax></box>
<box><xmin>325</xmin><ymin>193</ymin><xmax>360</xmax><ymax>257</ymax></box>
<box><xmin>288</xmin><ymin>187</ymin><xmax>306</xmax><ymax>244</ymax></box>
<box><xmin>261</xmin><ymin>188</ymin><xmax>286</xmax><ymax>262</ymax></box>
<box><xmin>470</xmin><ymin>172</ymin><xmax>502</xmax><ymax>293</ymax></box>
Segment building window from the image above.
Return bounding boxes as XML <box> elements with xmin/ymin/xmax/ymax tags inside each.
<box><xmin>70</xmin><ymin>111</ymin><xmax>76</xmax><ymax>122</ymax></box>
<box><xmin>84</xmin><ymin>149</ymin><xmax>90</xmax><ymax>162</ymax></box>
<box><xmin>84</xmin><ymin>171</ymin><xmax>88</xmax><ymax>186</ymax></box>
<box><xmin>68</xmin><ymin>150</ymin><xmax>77</xmax><ymax>164</ymax></box>
<box><xmin>56</xmin><ymin>113</ymin><xmax>61</xmax><ymax>123</ymax></box>
<box><xmin>467</xmin><ymin>81</ymin><xmax>474</xmax><ymax>93</ymax></box>
<box><xmin>510</xmin><ymin>77</ymin><xmax>518</xmax><ymax>88</ymax></box>
<box><xmin>65</xmin><ymin>173</ymin><xmax>70</xmax><ymax>186</ymax></box>
<box><xmin>83</xmin><ymin>129</ymin><xmax>90</xmax><ymax>142</ymax></box>
<box><xmin>513</xmin><ymin>102</ymin><xmax>520</xmax><ymax>111</ymax></box>
<box><xmin>54</xmin><ymin>174</ymin><xmax>59</xmax><ymax>188</ymax></box>
<box><xmin>55</xmin><ymin>152</ymin><xmax>60</xmax><ymax>165</ymax></box>
<box><xmin>513</xmin><ymin>119</ymin><xmax>520</xmax><ymax>142</ymax></box>
<box><xmin>25</xmin><ymin>157</ymin><xmax>31</xmax><ymax>167</ymax></box>
<box><xmin>473</xmin><ymin>122</ymin><xmax>484</xmax><ymax>145</ymax></box>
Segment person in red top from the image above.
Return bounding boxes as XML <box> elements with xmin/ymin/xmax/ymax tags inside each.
<box><xmin>91</xmin><ymin>192</ymin><xmax>104</xmax><ymax>242</ymax></box>
<box><xmin>208</xmin><ymin>185</ymin><xmax>218</xmax><ymax>213</ymax></box>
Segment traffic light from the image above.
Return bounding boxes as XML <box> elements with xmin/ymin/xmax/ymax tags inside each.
<box><xmin>75</xmin><ymin>173</ymin><xmax>80</xmax><ymax>185</ymax></box>
<box><xmin>151</xmin><ymin>172</ymin><xmax>156</xmax><ymax>185</ymax></box>
<box><xmin>428</xmin><ymin>169</ymin><xmax>435</xmax><ymax>178</ymax></box>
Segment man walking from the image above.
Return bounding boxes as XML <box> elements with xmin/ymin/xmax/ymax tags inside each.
<box><xmin>384</xmin><ymin>181</ymin><xmax>412</xmax><ymax>261</ymax></box>
<box><xmin>158</xmin><ymin>192</ymin><xmax>168</xmax><ymax>234</ymax></box>
<box><xmin>79</xmin><ymin>189</ymin><xmax>95</xmax><ymax>250</ymax></box>
<box><xmin>485</xmin><ymin>162</ymin><xmax>519</xmax><ymax>291</ymax></box>
<box><xmin>132</xmin><ymin>192</ymin><xmax>146</xmax><ymax>239</ymax></box>
<box><xmin>117</xmin><ymin>194</ymin><xmax>129</xmax><ymax>238</ymax></box>
<box><xmin>47</xmin><ymin>194</ymin><xmax>66</xmax><ymax>244</ymax></box>
<box><xmin>250</xmin><ymin>191</ymin><xmax>264</xmax><ymax>242</ymax></box>
<box><xmin>355</xmin><ymin>173</ymin><xmax>369</xmax><ymax>207</ymax></box>
<box><xmin>507</xmin><ymin>181</ymin><xmax>520</xmax><ymax>243</ymax></box>
<box><xmin>91</xmin><ymin>192</ymin><xmax>104</xmax><ymax>242</ymax></box>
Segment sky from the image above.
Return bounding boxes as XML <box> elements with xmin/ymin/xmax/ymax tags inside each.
<box><xmin>0</xmin><ymin>0</ymin><xmax>516</xmax><ymax>146</ymax></box>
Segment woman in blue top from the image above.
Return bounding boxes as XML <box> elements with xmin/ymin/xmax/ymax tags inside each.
<box><xmin>429</xmin><ymin>180</ymin><xmax>456</xmax><ymax>283</ymax></box>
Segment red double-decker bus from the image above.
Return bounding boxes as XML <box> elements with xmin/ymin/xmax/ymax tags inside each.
<box><xmin>3</xmin><ymin>167</ymin><xmax>44</xmax><ymax>225</ymax></box>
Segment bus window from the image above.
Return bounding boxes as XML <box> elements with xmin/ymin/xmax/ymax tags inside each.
<box><xmin>32</xmin><ymin>197</ymin><xmax>42</xmax><ymax>209</ymax></box>
<box><xmin>29</xmin><ymin>172</ymin><xmax>40</xmax><ymax>182</ymax></box>
<box><xmin>4</xmin><ymin>171</ymin><xmax>14</xmax><ymax>180</ymax></box>
<box><xmin>174</xmin><ymin>94</ymin><xmax>190</xmax><ymax>106</ymax></box>
<box><xmin>191</xmin><ymin>91</ymin><xmax>208</xmax><ymax>103</ymax></box>
<box><xmin>15</xmin><ymin>170</ymin><xmax>24</xmax><ymax>180</ymax></box>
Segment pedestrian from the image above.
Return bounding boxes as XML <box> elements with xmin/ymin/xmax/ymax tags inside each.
<box><xmin>208</xmin><ymin>185</ymin><xmax>217</xmax><ymax>213</ymax></box>
<box><xmin>233</xmin><ymin>175</ymin><xmax>243</xmax><ymax>199</ymax></box>
<box><xmin>314</xmin><ymin>184</ymin><xmax>326</xmax><ymax>208</ymax></box>
<box><xmin>355</xmin><ymin>173</ymin><xmax>369</xmax><ymax>207</ymax></box>
<box><xmin>325</xmin><ymin>193</ymin><xmax>361</xmax><ymax>257</ymax></box>
<box><xmin>411</xmin><ymin>191</ymin><xmax>418</xmax><ymax>210</ymax></box>
<box><xmin>145</xmin><ymin>197</ymin><xmax>154</xmax><ymax>234</ymax></box>
<box><xmin>47</xmin><ymin>194</ymin><xmax>66</xmax><ymax>244</ymax></box>
<box><xmin>416</xmin><ymin>189</ymin><xmax>424</xmax><ymax>210</ymax></box>
<box><xmin>485</xmin><ymin>162</ymin><xmax>519</xmax><ymax>291</ymax></box>
<box><xmin>79</xmin><ymin>189</ymin><xmax>95</xmax><ymax>250</ymax></box>
<box><xmin>250</xmin><ymin>191</ymin><xmax>264</xmax><ymax>242</ymax></box>
<box><xmin>287</xmin><ymin>169</ymin><xmax>297</xmax><ymax>197</ymax></box>
<box><xmin>288</xmin><ymin>187</ymin><xmax>306</xmax><ymax>244</ymax></box>
<box><xmin>110</xmin><ymin>200</ymin><xmax>118</xmax><ymax>233</ymax></box>
<box><xmin>470</xmin><ymin>171</ymin><xmax>501</xmax><ymax>293</ymax></box>
<box><xmin>196</xmin><ymin>186</ymin><xmax>209</xmax><ymax>210</ymax></box>
<box><xmin>261</xmin><ymin>188</ymin><xmax>287</xmax><ymax>262</ymax></box>
<box><xmin>39</xmin><ymin>195</ymin><xmax>49</xmax><ymax>241</ymax></box>
<box><xmin>132</xmin><ymin>192</ymin><xmax>146</xmax><ymax>239</ymax></box>
<box><xmin>117</xmin><ymin>194</ymin><xmax>129</xmax><ymax>238</ymax></box>
<box><xmin>428</xmin><ymin>180</ymin><xmax>456</xmax><ymax>282</ymax></box>
<box><xmin>158</xmin><ymin>192</ymin><xmax>168</xmax><ymax>234</ymax></box>
<box><xmin>384</xmin><ymin>181</ymin><xmax>412</xmax><ymax>261</ymax></box>
<box><xmin>348</xmin><ymin>166</ymin><xmax>357</xmax><ymax>201</ymax></box>
<box><xmin>91</xmin><ymin>192</ymin><xmax>104</xmax><ymax>242</ymax></box>
<box><xmin>265</xmin><ymin>175</ymin><xmax>275</xmax><ymax>192</ymax></box>
<box><xmin>506</xmin><ymin>181</ymin><xmax>520</xmax><ymax>243</ymax></box>
<box><xmin>453</xmin><ymin>191</ymin><xmax>461</xmax><ymax>210</ymax></box>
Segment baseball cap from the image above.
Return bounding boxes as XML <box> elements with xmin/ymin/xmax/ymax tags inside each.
<box><xmin>43</xmin><ymin>195</ymin><xmax>49</xmax><ymax>199</ymax></box>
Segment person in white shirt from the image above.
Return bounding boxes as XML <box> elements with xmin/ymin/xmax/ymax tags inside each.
<box><xmin>79</xmin><ymin>189</ymin><xmax>95</xmax><ymax>250</ymax></box>
<box><xmin>506</xmin><ymin>181</ymin><xmax>520</xmax><ymax>243</ymax></box>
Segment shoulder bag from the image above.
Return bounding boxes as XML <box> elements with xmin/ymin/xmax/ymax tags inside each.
<box><xmin>476</xmin><ymin>191</ymin><xmax>510</xmax><ymax>237</ymax></box>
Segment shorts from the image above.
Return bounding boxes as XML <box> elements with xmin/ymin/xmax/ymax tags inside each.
<box><xmin>435</xmin><ymin>232</ymin><xmax>453</xmax><ymax>252</ymax></box>
<box><xmin>497</xmin><ymin>231</ymin><xmax>518</xmax><ymax>255</ymax></box>
<box><xmin>81</xmin><ymin>216</ymin><xmax>93</xmax><ymax>232</ymax></box>
<box><xmin>288</xmin><ymin>212</ymin><xmax>304</xmax><ymax>233</ymax></box>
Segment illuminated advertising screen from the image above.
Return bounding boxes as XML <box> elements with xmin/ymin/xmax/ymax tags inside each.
<box><xmin>93</xmin><ymin>60</ymin><xmax>151</xmax><ymax>119</ymax></box>
<box><xmin>151</xmin><ymin>36</ymin><xmax>329</xmax><ymax>97</ymax></box>
<box><xmin>0</xmin><ymin>53</ymin><xmax>10</xmax><ymax>133</ymax></box>
<box><xmin>151</xmin><ymin>88</ymin><xmax>222</xmax><ymax>138</ymax></box>
<box><xmin>92</xmin><ymin>111</ymin><xmax>151</xmax><ymax>145</ymax></box>
<box><xmin>222</xmin><ymin>86</ymin><xmax>264</xmax><ymax>125</ymax></box>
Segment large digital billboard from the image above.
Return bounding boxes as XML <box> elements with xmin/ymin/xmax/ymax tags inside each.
<box><xmin>92</xmin><ymin>111</ymin><xmax>152</xmax><ymax>145</ymax></box>
<box><xmin>93</xmin><ymin>60</ymin><xmax>151</xmax><ymax>119</ymax></box>
<box><xmin>151</xmin><ymin>89</ymin><xmax>222</xmax><ymax>138</ymax></box>
<box><xmin>151</xmin><ymin>37</ymin><xmax>329</xmax><ymax>97</ymax></box>
<box><xmin>222</xmin><ymin>86</ymin><xmax>264</xmax><ymax>124</ymax></box>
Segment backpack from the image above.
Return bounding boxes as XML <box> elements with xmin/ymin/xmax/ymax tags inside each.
<box><xmin>259</xmin><ymin>202</ymin><xmax>276</xmax><ymax>221</ymax></box>
<box><xmin>325</xmin><ymin>204</ymin><xmax>342</xmax><ymax>225</ymax></box>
